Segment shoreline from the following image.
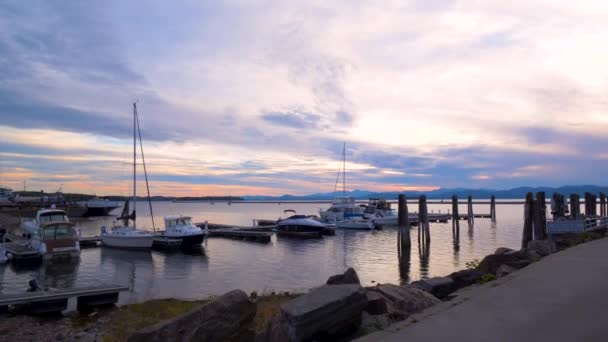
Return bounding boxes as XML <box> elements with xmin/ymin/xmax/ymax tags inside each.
<box><xmin>1</xmin><ymin>229</ymin><xmax>602</xmax><ymax>341</ymax></box>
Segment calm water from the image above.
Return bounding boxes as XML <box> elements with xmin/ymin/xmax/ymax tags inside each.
<box><xmin>0</xmin><ymin>201</ymin><xmax>524</xmax><ymax>304</ymax></box>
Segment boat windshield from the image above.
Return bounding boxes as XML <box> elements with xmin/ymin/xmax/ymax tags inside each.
<box><xmin>43</xmin><ymin>224</ymin><xmax>77</xmax><ymax>240</ymax></box>
<box><xmin>39</xmin><ymin>213</ymin><xmax>69</xmax><ymax>224</ymax></box>
<box><xmin>168</xmin><ymin>218</ymin><xmax>192</xmax><ymax>227</ymax></box>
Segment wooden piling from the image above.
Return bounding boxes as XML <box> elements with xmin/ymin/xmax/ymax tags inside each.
<box><xmin>398</xmin><ymin>194</ymin><xmax>410</xmax><ymax>248</ymax></box>
<box><xmin>467</xmin><ymin>195</ymin><xmax>474</xmax><ymax>225</ymax></box>
<box><xmin>591</xmin><ymin>193</ymin><xmax>598</xmax><ymax>216</ymax></box>
<box><xmin>451</xmin><ymin>195</ymin><xmax>460</xmax><ymax>238</ymax></box>
<box><xmin>601</xmin><ymin>193</ymin><xmax>607</xmax><ymax>217</ymax></box>
<box><xmin>490</xmin><ymin>195</ymin><xmax>496</xmax><ymax>222</ymax></box>
<box><xmin>533</xmin><ymin>192</ymin><xmax>547</xmax><ymax>240</ymax></box>
<box><xmin>570</xmin><ymin>193</ymin><xmax>579</xmax><ymax>218</ymax></box>
<box><xmin>419</xmin><ymin>195</ymin><xmax>430</xmax><ymax>245</ymax></box>
<box><xmin>522</xmin><ymin>192</ymin><xmax>534</xmax><ymax>248</ymax></box>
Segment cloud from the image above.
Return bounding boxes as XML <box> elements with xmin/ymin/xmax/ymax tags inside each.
<box><xmin>2</xmin><ymin>1</ymin><xmax>608</xmax><ymax>195</ymax></box>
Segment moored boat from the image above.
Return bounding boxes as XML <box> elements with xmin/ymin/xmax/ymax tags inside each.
<box><xmin>335</xmin><ymin>217</ymin><xmax>375</xmax><ymax>230</ymax></box>
<box><xmin>21</xmin><ymin>208</ymin><xmax>81</xmax><ymax>260</ymax></box>
<box><xmin>100</xmin><ymin>102</ymin><xmax>155</xmax><ymax>251</ymax></box>
<box><xmin>154</xmin><ymin>215</ymin><xmax>207</xmax><ymax>249</ymax></box>
<box><xmin>276</xmin><ymin>215</ymin><xmax>330</xmax><ymax>238</ymax></box>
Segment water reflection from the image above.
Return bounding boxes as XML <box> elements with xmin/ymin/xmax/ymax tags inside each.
<box><xmin>1</xmin><ymin>202</ymin><xmax>525</xmax><ymax>302</ymax></box>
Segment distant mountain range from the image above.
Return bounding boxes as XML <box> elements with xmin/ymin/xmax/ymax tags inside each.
<box><xmin>242</xmin><ymin>185</ymin><xmax>608</xmax><ymax>201</ymax></box>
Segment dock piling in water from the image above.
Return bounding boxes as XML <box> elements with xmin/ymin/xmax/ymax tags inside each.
<box><xmin>533</xmin><ymin>192</ymin><xmax>547</xmax><ymax>240</ymax></box>
<box><xmin>570</xmin><ymin>193</ymin><xmax>580</xmax><ymax>218</ymax></box>
<box><xmin>522</xmin><ymin>192</ymin><xmax>534</xmax><ymax>248</ymax></box>
<box><xmin>490</xmin><ymin>195</ymin><xmax>496</xmax><ymax>222</ymax></box>
<box><xmin>398</xmin><ymin>194</ymin><xmax>410</xmax><ymax>248</ymax></box>
<box><xmin>600</xmin><ymin>193</ymin><xmax>607</xmax><ymax>217</ymax></box>
<box><xmin>467</xmin><ymin>195</ymin><xmax>474</xmax><ymax>226</ymax></box>
<box><xmin>451</xmin><ymin>195</ymin><xmax>460</xmax><ymax>238</ymax></box>
<box><xmin>418</xmin><ymin>195</ymin><xmax>430</xmax><ymax>246</ymax></box>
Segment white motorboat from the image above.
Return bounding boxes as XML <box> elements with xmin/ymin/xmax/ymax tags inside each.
<box><xmin>155</xmin><ymin>215</ymin><xmax>207</xmax><ymax>248</ymax></box>
<box><xmin>335</xmin><ymin>217</ymin><xmax>375</xmax><ymax>230</ymax></box>
<box><xmin>101</xmin><ymin>102</ymin><xmax>155</xmax><ymax>250</ymax></box>
<box><xmin>21</xmin><ymin>208</ymin><xmax>81</xmax><ymax>259</ymax></box>
<box><xmin>78</xmin><ymin>198</ymin><xmax>121</xmax><ymax>217</ymax></box>
<box><xmin>276</xmin><ymin>214</ymin><xmax>331</xmax><ymax>238</ymax></box>
<box><xmin>365</xmin><ymin>198</ymin><xmax>398</xmax><ymax>226</ymax></box>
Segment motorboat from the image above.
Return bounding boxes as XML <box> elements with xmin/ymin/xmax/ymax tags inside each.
<box><xmin>276</xmin><ymin>215</ymin><xmax>331</xmax><ymax>238</ymax></box>
<box><xmin>335</xmin><ymin>217</ymin><xmax>375</xmax><ymax>230</ymax></box>
<box><xmin>0</xmin><ymin>187</ymin><xmax>15</xmax><ymax>207</ymax></box>
<box><xmin>21</xmin><ymin>208</ymin><xmax>81</xmax><ymax>259</ymax></box>
<box><xmin>320</xmin><ymin>196</ymin><xmax>366</xmax><ymax>222</ymax></box>
<box><xmin>101</xmin><ymin>102</ymin><xmax>155</xmax><ymax>250</ymax></box>
<box><xmin>155</xmin><ymin>215</ymin><xmax>207</xmax><ymax>249</ymax></box>
<box><xmin>365</xmin><ymin>198</ymin><xmax>398</xmax><ymax>226</ymax></box>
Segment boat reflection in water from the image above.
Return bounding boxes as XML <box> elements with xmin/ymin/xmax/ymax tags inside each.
<box><xmin>100</xmin><ymin>248</ymin><xmax>154</xmax><ymax>303</ymax></box>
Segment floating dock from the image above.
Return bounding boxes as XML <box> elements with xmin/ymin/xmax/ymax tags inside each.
<box><xmin>79</xmin><ymin>236</ymin><xmax>102</xmax><ymax>248</ymax></box>
<box><xmin>0</xmin><ymin>284</ymin><xmax>129</xmax><ymax>314</ymax></box>
<box><xmin>207</xmin><ymin>228</ymin><xmax>273</xmax><ymax>243</ymax></box>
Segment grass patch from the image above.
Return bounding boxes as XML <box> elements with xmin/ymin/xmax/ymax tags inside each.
<box><xmin>99</xmin><ymin>298</ymin><xmax>204</xmax><ymax>342</ymax></box>
<box><xmin>254</xmin><ymin>293</ymin><xmax>300</xmax><ymax>334</ymax></box>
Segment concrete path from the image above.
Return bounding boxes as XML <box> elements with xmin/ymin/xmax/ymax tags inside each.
<box><xmin>359</xmin><ymin>238</ymin><xmax>608</xmax><ymax>342</ymax></box>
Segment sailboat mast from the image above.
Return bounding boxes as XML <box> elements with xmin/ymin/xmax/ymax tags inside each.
<box><xmin>342</xmin><ymin>142</ymin><xmax>346</xmax><ymax>196</ymax></box>
<box><xmin>133</xmin><ymin>102</ymin><xmax>137</xmax><ymax>228</ymax></box>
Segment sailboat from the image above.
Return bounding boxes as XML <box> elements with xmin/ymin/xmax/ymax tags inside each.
<box><xmin>319</xmin><ymin>143</ymin><xmax>375</xmax><ymax>230</ymax></box>
<box><xmin>101</xmin><ymin>103</ymin><xmax>154</xmax><ymax>249</ymax></box>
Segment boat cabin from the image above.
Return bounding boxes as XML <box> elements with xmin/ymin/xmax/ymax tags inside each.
<box><xmin>164</xmin><ymin>215</ymin><xmax>194</xmax><ymax>228</ymax></box>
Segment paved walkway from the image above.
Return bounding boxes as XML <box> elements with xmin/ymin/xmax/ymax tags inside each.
<box><xmin>360</xmin><ymin>238</ymin><xmax>608</xmax><ymax>342</ymax></box>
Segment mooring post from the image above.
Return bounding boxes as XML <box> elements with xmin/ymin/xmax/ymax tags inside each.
<box><xmin>584</xmin><ymin>192</ymin><xmax>590</xmax><ymax>216</ymax></box>
<box><xmin>467</xmin><ymin>195</ymin><xmax>474</xmax><ymax>225</ymax></box>
<box><xmin>490</xmin><ymin>195</ymin><xmax>496</xmax><ymax>222</ymax></box>
<box><xmin>570</xmin><ymin>194</ymin><xmax>578</xmax><ymax>218</ymax></box>
<box><xmin>533</xmin><ymin>192</ymin><xmax>547</xmax><ymax>240</ymax></box>
<box><xmin>398</xmin><ymin>194</ymin><xmax>410</xmax><ymax>248</ymax></box>
<box><xmin>522</xmin><ymin>192</ymin><xmax>534</xmax><ymax>248</ymax></box>
<box><xmin>419</xmin><ymin>195</ymin><xmax>430</xmax><ymax>245</ymax></box>
<box><xmin>451</xmin><ymin>195</ymin><xmax>460</xmax><ymax>237</ymax></box>
<box><xmin>592</xmin><ymin>193</ymin><xmax>598</xmax><ymax>217</ymax></box>
<box><xmin>601</xmin><ymin>193</ymin><xmax>607</xmax><ymax>217</ymax></box>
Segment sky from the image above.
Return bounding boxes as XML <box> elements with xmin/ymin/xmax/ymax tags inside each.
<box><xmin>1</xmin><ymin>0</ymin><xmax>608</xmax><ymax>196</ymax></box>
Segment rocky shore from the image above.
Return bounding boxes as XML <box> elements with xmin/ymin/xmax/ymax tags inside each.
<box><xmin>0</xmin><ymin>230</ymin><xmax>603</xmax><ymax>342</ymax></box>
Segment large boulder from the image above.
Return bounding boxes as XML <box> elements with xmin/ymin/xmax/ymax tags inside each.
<box><xmin>494</xmin><ymin>247</ymin><xmax>514</xmax><ymax>255</ymax></box>
<box><xmin>477</xmin><ymin>250</ymin><xmax>531</xmax><ymax>275</ymax></box>
<box><xmin>128</xmin><ymin>290</ymin><xmax>255</xmax><ymax>342</ymax></box>
<box><xmin>326</xmin><ymin>268</ymin><xmax>361</xmax><ymax>286</ymax></box>
<box><xmin>364</xmin><ymin>291</ymin><xmax>388</xmax><ymax>315</ymax></box>
<box><xmin>527</xmin><ymin>239</ymin><xmax>557</xmax><ymax>257</ymax></box>
<box><xmin>373</xmin><ymin>284</ymin><xmax>440</xmax><ymax>318</ymax></box>
<box><xmin>496</xmin><ymin>264</ymin><xmax>517</xmax><ymax>278</ymax></box>
<box><xmin>280</xmin><ymin>284</ymin><xmax>367</xmax><ymax>342</ymax></box>
<box><xmin>410</xmin><ymin>277</ymin><xmax>454</xmax><ymax>299</ymax></box>
<box><xmin>448</xmin><ymin>269</ymin><xmax>483</xmax><ymax>290</ymax></box>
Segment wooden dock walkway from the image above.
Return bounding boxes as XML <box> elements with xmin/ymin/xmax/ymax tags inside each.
<box><xmin>79</xmin><ymin>236</ymin><xmax>102</xmax><ymax>247</ymax></box>
<box><xmin>207</xmin><ymin>228</ymin><xmax>273</xmax><ymax>243</ymax></box>
<box><xmin>0</xmin><ymin>284</ymin><xmax>129</xmax><ymax>314</ymax></box>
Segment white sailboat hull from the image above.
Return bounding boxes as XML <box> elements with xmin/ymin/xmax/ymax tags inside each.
<box><xmin>101</xmin><ymin>234</ymin><xmax>153</xmax><ymax>249</ymax></box>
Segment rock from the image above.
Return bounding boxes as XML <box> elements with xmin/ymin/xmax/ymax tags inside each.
<box><xmin>128</xmin><ymin>289</ymin><xmax>256</xmax><ymax>342</ymax></box>
<box><xmin>359</xmin><ymin>312</ymin><xmax>391</xmax><ymax>334</ymax></box>
<box><xmin>410</xmin><ymin>277</ymin><xmax>454</xmax><ymax>299</ymax></box>
<box><xmin>55</xmin><ymin>333</ymin><xmax>65</xmax><ymax>341</ymax></box>
<box><xmin>527</xmin><ymin>239</ymin><xmax>557</xmax><ymax>257</ymax></box>
<box><xmin>256</xmin><ymin>314</ymin><xmax>290</xmax><ymax>342</ymax></box>
<box><xmin>365</xmin><ymin>290</ymin><xmax>388</xmax><ymax>315</ymax></box>
<box><xmin>280</xmin><ymin>284</ymin><xmax>367</xmax><ymax>342</ymax></box>
<box><xmin>496</xmin><ymin>264</ymin><xmax>517</xmax><ymax>278</ymax></box>
<box><xmin>250</xmin><ymin>291</ymin><xmax>258</xmax><ymax>301</ymax></box>
<box><xmin>374</xmin><ymin>284</ymin><xmax>440</xmax><ymax>318</ymax></box>
<box><xmin>326</xmin><ymin>267</ymin><xmax>361</xmax><ymax>286</ymax></box>
<box><xmin>494</xmin><ymin>247</ymin><xmax>514</xmax><ymax>255</ymax></box>
<box><xmin>477</xmin><ymin>250</ymin><xmax>531</xmax><ymax>275</ymax></box>
<box><xmin>448</xmin><ymin>269</ymin><xmax>483</xmax><ymax>290</ymax></box>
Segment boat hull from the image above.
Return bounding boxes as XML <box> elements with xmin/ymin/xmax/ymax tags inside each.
<box><xmin>101</xmin><ymin>235</ymin><xmax>153</xmax><ymax>250</ymax></box>
<box><xmin>336</xmin><ymin>221</ymin><xmax>375</xmax><ymax>230</ymax></box>
<box><xmin>82</xmin><ymin>206</ymin><xmax>120</xmax><ymax>217</ymax></box>
<box><xmin>155</xmin><ymin>232</ymin><xmax>207</xmax><ymax>249</ymax></box>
